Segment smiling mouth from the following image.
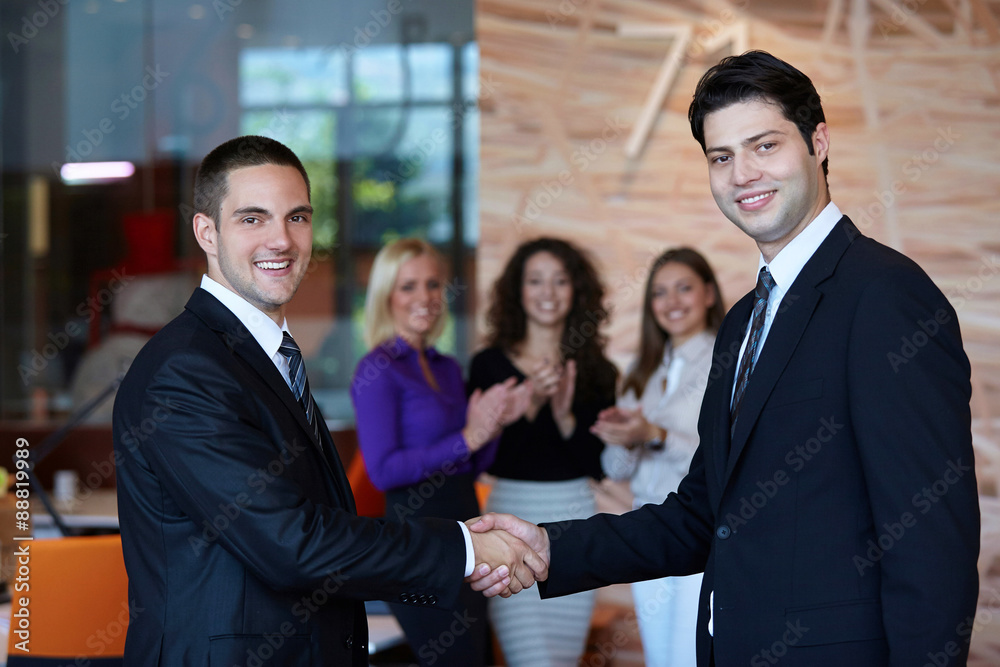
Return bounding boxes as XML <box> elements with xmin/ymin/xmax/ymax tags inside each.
<box><xmin>738</xmin><ymin>191</ymin><xmax>775</xmax><ymax>204</ymax></box>
<box><xmin>255</xmin><ymin>260</ymin><xmax>291</xmax><ymax>270</ymax></box>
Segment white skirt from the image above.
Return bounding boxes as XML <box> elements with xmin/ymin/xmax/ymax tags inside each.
<box><xmin>485</xmin><ymin>477</ymin><xmax>597</xmax><ymax>667</ymax></box>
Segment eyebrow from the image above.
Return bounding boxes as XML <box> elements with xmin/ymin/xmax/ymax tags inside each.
<box><xmin>706</xmin><ymin>129</ymin><xmax>786</xmax><ymax>155</ymax></box>
<box><xmin>231</xmin><ymin>204</ymin><xmax>314</xmax><ymax>217</ymax></box>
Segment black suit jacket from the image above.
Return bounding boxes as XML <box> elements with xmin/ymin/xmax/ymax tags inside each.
<box><xmin>113</xmin><ymin>288</ymin><xmax>465</xmax><ymax>666</ymax></box>
<box><xmin>540</xmin><ymin>217</ymin><xmax>979</xmax><ymax>666</ymax></box>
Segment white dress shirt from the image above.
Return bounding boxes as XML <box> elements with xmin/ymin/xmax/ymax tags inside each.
<box><xmin>731</xmin><ymin>202</ymin><xmax>843</xmax><ymax>403</ymax></box>
<box><xmin>601</xmin><ymin>330</ymin><xmax>715</xmax><ymax>508</ymax></box>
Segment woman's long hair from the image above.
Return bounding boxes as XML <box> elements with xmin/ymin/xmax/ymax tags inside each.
<box><xmin>485</xmin><ymin>237</ymin><xmax>616</xmax><ymax>402</ymax></box>
<box><xmin>620</xmin><ymin>247</ymin><xmax>725</xmax><ymax>399</ymax></box>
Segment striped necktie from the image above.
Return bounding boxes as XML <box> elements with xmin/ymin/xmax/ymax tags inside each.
<box><xmin>730</xmin><ymin>266</ymin><xmax>775</xmax><ymax>433</ymax></box>
<box><xmin>278</xmin><ymin>332</ymin><xmax>322</xmax><ymax>445</ymax></box>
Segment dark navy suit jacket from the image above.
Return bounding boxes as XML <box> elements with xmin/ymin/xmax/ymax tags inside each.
<box><xmin>114</xmin><ymin>288</ymin><xmax>464</xmax><ymax>666</ymax></box>
<box><xmin>540</xmin><ymin>217</ymin><xmax>979</xmax><ymax>666</ymax></box>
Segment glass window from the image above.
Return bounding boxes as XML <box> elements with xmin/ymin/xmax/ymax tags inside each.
<box><xmin>0</xmin><ymin>0</ymin><xmax>477</xmax><ymax>428</ymax></box>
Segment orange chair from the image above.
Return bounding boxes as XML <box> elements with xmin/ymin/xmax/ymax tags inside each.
<box><xmin>7</xmin><ymin>535</ymin><xmax>129</xmax><ymax>665</ymax></box>
<box><xmin>346</xmin><ymin>451</ymin><xmax>385</xmax><ymax>518</ymax></box>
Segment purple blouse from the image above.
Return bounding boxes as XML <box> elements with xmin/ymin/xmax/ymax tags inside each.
<box><xmin>349</xmin><ymin>337</ymin><xmax>498</xmax><ymax>492</ymax></box>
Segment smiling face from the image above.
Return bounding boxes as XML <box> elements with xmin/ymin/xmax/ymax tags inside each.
<box><xmin>703</xmin><ymin>100</ymin><xmax>830</xmax><ymax>262</ymax></box>
<box><xmin>649</xmin><ymin>261</ymin><xmax>716</xmax><ymax>348</ymax></box>
<box><xmin>194</xmin><ymin>163</ymin><xmax>313</xmax><ymax>324</ymax></box>
<box><xmin>521</xmin><ymin>251</ymin><xmax>573</xmax><ymax>329</ymax></box>
<box><xmin>389</xmin><ymin>253</ymin><xmax>444</xmax><ymax>347</ymax></box>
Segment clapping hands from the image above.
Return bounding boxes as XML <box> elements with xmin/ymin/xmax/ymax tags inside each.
<box><xmin>464</xmin><ymin>377</ymin><xmax>534</xmax><ymax>452</ymax></box>
<box><xmin>465</xmin><ymin>513</ymin><xmax>551</xmax><ymax>598</ymax></box>
<box><xmin>591</xmin><ymin>406</ymin><xmax>660</xmax><ymax>448</ymax></box>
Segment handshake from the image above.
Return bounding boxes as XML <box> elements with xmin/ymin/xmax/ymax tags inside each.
<box><xmin>465</xmin><ymin>513</ymin><xmax>551</xmax><ymax>598</ymax></box>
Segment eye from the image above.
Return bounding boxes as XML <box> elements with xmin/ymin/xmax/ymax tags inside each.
<box><xmin>710</xmin><ymin>155</ymin><xmax>731</xmax><ymax>165</ymax></box>
<box><xmin>758</xmin><ymin>142</ymin><xmax>776</xmax><ymax>153</ymax></box>
<box><xmin>399</xmin><ymin>282</ymin><xmax>415</xmax><ymax>292</ymax></box>
<box><xmin>678</xmin><ymin>283</ymin><xmax>692</xmax><ymax>293</ymax></box>
<box><xmin>241</xmin><ymin>216</ymin><xmax>260</xmax><ymax>225</ymax></box>
<box><xmin>290</xmin><ymin>214</ymin><xmax>310</xmax><ymax>223</ymax></box>
<box><xmin>428</xmin><ymin>279</ymin><xmax>442</xmax><ymax>290</ymax></box>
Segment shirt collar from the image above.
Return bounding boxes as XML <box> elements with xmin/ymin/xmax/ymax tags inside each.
<box><xmin>200</xmin><ymin>274</ymin><xmax>288</xmax><ymax>359</ymax></box>
<box><xmin>671</xmin><ymin>330</ymin><xmax>714</xmax><ymax>364</ymax></box>
<box><xmin>378</xmin><ymin>336</ymin><xmax>439</xmax><ymax>360</ymax></box>
<box><xmin>759</xmin><ymin>201</ymin><xmax>842</xmax><ymax>293</ymax></box>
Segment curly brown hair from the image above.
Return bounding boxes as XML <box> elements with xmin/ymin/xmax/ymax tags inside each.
<box><xmin>485</xmin><ymin>238</ymin><xmax>617</xmax><ymax>402</ymax></box>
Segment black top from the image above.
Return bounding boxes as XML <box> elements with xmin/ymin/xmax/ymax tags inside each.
<box><xmin>468</xmin><ymin>346</ymin><xmax>615</xmax><ymax>481</ymax></box>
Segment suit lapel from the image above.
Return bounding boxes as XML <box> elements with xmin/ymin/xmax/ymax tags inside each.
<box><xmin>711</xmin><ymin>294</ymin><xmax>753</xmax><ymax>490</ymax></box>
<box><xmin>723</xmin><ymin>216</ymin><xmax>859</xmax><ymax>484</ymax></box>
<box><xmin>184</xmin><ymin>289</ymin><xmax>354</xmax><ymax>509</ymax></box>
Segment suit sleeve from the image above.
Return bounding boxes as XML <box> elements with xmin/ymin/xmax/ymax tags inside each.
<box><xmin>848</xmin><ymin>272</ymin><xmax>979</xmax><ymax>665</ymax></box>
<box><xmin>350</xmin><ymin>356</ymin><xmax>472</xmax><ymax>491</ymax></box>
<box><xmin>540</xmin><ymin>441</ymin><xmax>714</xmax><ymax>597</ymax></box>
<box><xmin>133</xmin><ymin>349</ymin><xmax>465</xmax><ymax>605</ymax></box>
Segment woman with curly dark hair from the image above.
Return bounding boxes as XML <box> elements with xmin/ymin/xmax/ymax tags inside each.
<box><xmin>469</xmin><ymin>237</ymin><xmax>617</xmax><ymax>667</ymax></box>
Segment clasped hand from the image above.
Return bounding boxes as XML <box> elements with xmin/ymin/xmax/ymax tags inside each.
<box><xmin>464</xmin><ymin>513</ymin><xmax>551</xmax><ymax>598</ymax></box>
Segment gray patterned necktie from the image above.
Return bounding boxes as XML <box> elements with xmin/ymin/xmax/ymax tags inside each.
<box><xmin>278</xmin><ymin>332</ymin><xmax>322</xmax><ymax>445</ymax></box>
<box><xmin>730</xmin><ymin>267</ymin><xmax>775</xmax><ymax>433</ymax></box>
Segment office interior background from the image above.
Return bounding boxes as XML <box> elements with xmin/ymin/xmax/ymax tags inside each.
<box><xmin>1</xmin><ymin>0</ymin><xmax>999</xmax><ymax>662</ymax></box>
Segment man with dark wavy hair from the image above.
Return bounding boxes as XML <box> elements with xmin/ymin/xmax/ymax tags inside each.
<box><xmin>470</xmin><ymin>51</ymin><xmax>979</xmax><ymax>667</ymax></box>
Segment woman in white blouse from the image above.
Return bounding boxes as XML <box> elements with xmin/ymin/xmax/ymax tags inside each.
<box><xmin>591</xmin><ymin>247</ymin><xmax>724</xmax><ymax>667</ymax></box>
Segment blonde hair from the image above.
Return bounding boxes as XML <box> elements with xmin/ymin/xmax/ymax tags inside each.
<box><xmin>363</xmin><ymin>238</ymin><xmax>448</xmax><ymax>349</ymax></box>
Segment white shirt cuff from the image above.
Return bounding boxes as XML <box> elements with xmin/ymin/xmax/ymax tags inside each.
<box><xmin>459</xmin><ymin>521</ymin><xmax>475</xmax><ymax>577</ymax></box>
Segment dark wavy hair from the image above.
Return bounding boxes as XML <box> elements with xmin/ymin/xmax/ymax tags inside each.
<box><xmin>621</xmin><ymin>248</ymin><xmax>725</xmax><ymax>399</ymax></box>
<box><xmin>485</xmin><ymin>238</ymin><xmax>617</xmax><ymax>402</ymax></box>
<box><xmin>688</xmin><ymin>50</ymin><xmax>828</xmax><ymax>180</ymax></box>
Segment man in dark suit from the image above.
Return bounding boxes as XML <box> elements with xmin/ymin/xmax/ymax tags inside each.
<box><xmin>469</xmin><ymin>51</ymin><xmax>980</xmax><ymax>666</ymax></box>
<box><xmin>113</xmin><ymin>136</ymin><xmax>541</xmax><ymax>666</ymax></box>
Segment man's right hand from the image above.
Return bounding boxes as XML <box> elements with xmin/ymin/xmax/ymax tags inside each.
<box><xmin>465</xmin><ymin>513</ymin><xmax>551</xmax><ymax>597</ymax></box>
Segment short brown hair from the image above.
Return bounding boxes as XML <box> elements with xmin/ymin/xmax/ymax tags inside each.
<box><xmin>194</xmin><ymin>136</ymin><xmax>311</xmax><ymax>229</ymax></box>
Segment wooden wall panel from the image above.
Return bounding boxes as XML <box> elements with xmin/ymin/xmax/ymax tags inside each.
<box><xmin>477</xmin><ymin>0</ymin><xmax>1000</xmax><ymax>660</ymax></box>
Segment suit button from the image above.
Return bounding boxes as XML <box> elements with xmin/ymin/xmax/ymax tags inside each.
<box><xmin>428</xmin><ymin>595</ymin><xmax>437</xmax><ymax>605</ymax></box>
<box><xmin>345</xmin><ymin>634</ymin><xmax>354</xmax><ymax>649</ymax></box>
<box><xmin>418</xmin><ymin>594</ymin><xmax>427</xmax><ymax>605</ymax></box>
<box><xmin>716</xmin><ymin>525</ymin><xmax>732</xmax><ymax>540</ymax></box>
<box><xmin>399</xmin><ymin>593</ymin><xmax>411</xmax><ymax>603</ymax></box>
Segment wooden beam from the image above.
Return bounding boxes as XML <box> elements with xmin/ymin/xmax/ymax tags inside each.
<box><xmin>617</xmin><ymin>23</ymin><xmax>692</xmax><ymax>160</ymax></box>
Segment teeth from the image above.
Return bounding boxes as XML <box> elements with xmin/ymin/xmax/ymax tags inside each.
<box><xmin>740</xmin><ymin>191</ymin><xmax>774</xmax><ymax>204</ymax></box>
<box><xmin>256</xmin><ymin>260</ymin><xmax>290</xmax><ymax>270</ymax></box>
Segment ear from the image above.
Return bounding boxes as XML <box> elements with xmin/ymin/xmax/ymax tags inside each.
<box><xmin>812</xmin><ymin>122</ymin><xmax>830</xmax><ymax>168</ymax></box>
<box><xmin>193</xmin><ymin>212</ymin><xmax>219</xmax><ymax>258</ymax></box>
<box><xmin>705</xmin><ymin>282</ymin><xmax>718</xmax><ymax>309</ymax></box>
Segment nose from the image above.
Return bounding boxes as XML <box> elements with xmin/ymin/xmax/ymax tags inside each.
<box><xmin>732</xmin><ymin>154</ymin><xmax>761</xmax><ymax>187</ymax></box>
<box><xmin>266</xmin><ymin>221</ymin><xmax>293</xmax><ymax>251</ymax></box>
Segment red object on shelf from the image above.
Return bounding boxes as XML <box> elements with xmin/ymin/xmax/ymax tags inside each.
<box><xmin>86</xmin><ymin>209</ymin><xmax>181</xmax><ymax>348</ymax></box>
